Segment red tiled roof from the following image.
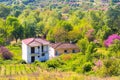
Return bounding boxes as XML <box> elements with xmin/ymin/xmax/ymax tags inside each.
<box><xmin>51</xmin><ymin>43</ymin><xmax>79</xmax><ymax>49</ymax></box>
<box><xmin>50</xmin><ymin>43</ymin><xmax>62</xmax><ymax>49</ymax></box>
<box><xmin>22</xmin><ymin>38</ymin><xmax>50</xmax><ymax>46</ymax></box>
<box><xmin>22</xmin><ymin>38</ymin><xmax>34</xmax><ymax>45</ymax></box>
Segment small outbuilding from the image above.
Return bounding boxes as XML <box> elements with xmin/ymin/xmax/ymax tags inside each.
<box><xmin>49</xmin><ymin>43</ymin><xmax>80</xmax><ymax>58</ymax></box>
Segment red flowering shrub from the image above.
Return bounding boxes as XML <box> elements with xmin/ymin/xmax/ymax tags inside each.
<box><xmin>0</xmin><ymin>46</ymin><xmax>13</xmax><ymax>60</ymax></box>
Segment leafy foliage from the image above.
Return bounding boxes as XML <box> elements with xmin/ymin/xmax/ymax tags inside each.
<box><xmin>82</xmin><ymin>62</ymin><xmax>92</xmax><ymax>73</ymax></box>
<box><xmin>0</xmin><ymin>46</ymin><xmax>13</xmax><ymax>59</ymax></box>
<box><xmin>104</xmin><ymin>34</ymin><xmax>120</xmax><ymax>47</ymax></box>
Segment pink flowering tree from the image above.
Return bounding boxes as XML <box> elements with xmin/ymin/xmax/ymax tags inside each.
<box><xmin>104</xmin><ymin>34</ymin><xmax>120</xmax><ymax>47</ymax></box>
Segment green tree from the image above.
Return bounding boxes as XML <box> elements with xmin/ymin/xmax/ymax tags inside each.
<box><xmin>85</xmin><ymin>42</ymin><xmax>95</xmax><ymax>61</ymax></box>
<box><xmin>18</xmin><ymin>9</ymin><xmax>37</xmax><ymax>38</ymax></box>
<box><xmin>90</xmin><ymin>11</ymin><xmax>105</xmax><ymax>32</ymax></box>
<box><xmin>0</xmin><ymin>4</ymin><xmax>11</xmax><ymax>19</ymax></box>
<box><xmin>6</xmin><ymin>16</ymin><xmax>24</xmax><ymax>42</ymax></box>
<box><xmin>0</xmin><ymin>18</ymin><xmax>6</xmax><ymax>45</ymax></box>
<box><xmin>12</xmin><ymin>22</ymin><xmax>24</xmax><ymax>42</ymax></box>
<box><xmin>106</xmin><ymin>5</ymin><xmax>120</xmax><ymax>34</ymax></box>
<box><xmin>77</xmin><ymin>38</ymin><xmax>89</xmax><ymax>54</ymax></box>
<box><xmin>36</xmin><ymin>22</ymin><xmax>45</xmax><ymax>37</ymax></box>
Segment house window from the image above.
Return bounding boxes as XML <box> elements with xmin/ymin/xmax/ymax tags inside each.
<box><xmin>72</xmin><ymin>50</ymin><xmax>76</xmax><ymax>53</ymax></box>
<box><xmin>38</xmin><ymin>56</ymin><xmax>40</xmax><ymax>58</ymax></box>
<box><xmin>31</xmin><ymin>47</ymin><xmax>35</xmax><ymax>53</ymax></box>
<box><xmin>38</xmin><ymin>46</ymin><xmax>40</xmax><ymax>49</ymax></box>
<box><xmin>42</xmin><ymin>53</ymin><xmax>45</xmax><ymax>56</ymax></box>
<box><xmin>55</xmin><ymin>51</ymin><xmax>59</xmax><ymax>56</ymax></box>
<box><xmin>41</xmin><ymin>45</ymin><xmax>44</xmax><ymax>52</ymax></box>
<box><xmin>64</xmin><ymin>50</ymin><xmax>67</xmax><ymax>53</ymax></box>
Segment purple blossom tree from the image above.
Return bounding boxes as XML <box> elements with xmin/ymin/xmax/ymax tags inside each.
<box><xmin>104</xmin><ymin>34</ymin><xmax>120</xmax><ymax>47</ymax></box>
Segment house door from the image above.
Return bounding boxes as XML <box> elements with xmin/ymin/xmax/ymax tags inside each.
<box><xmin>31</xmin><ymin>56</ymin><xmax>35</xmax><ymax>62</ymax></box>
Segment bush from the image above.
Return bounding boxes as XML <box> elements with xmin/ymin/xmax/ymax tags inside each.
<box><xmin>0</xmin><ymin>46</ymin><xmax>13</xmax><ymax>60</ymax></box>
<box><xmin>19</xmin><ymin>60</ymin><xmax>26</xmax><ymax>64</ymax></box>
<box><xmin>104</xmin><ymin>34</ymin><xmax>120</xmax><ymax>47</ymax></box>
<box><xmin>92</xmin><ymin>52</ymin><xmax>105</xmax><ymax>59</ymax></box>
<box><xmin>104</xmin><ymin>59</ymin><xmax>120</xmax><ymax>76</ymax></box>
<box><xmin>108</xmin><ymin>40</ymin><xmax>120</xmax><ymax>53</ymax></box>
<box><xmin>75</xmin><ymin>67</ymin><xmax>83</xmax><ymax>73</ymax></box>
<box><xmin>77</xmin><ymin>38</ymin><xmax>89</xmax><ymax>54</ymax></box>
<box><xmin>46</xmin><ymin>58</ymin><xmax>64</xmax><ymax>69</ymax></box>
<box><xmin>96</xmin><ymin>59</ymin><xmax>120</xmax><ymax>77</ymax></box>
<box><xmin>82</xmin><ymin>62</ymin><xmax>92</xmax><ymax>73</ymax></box>
<box><xmin>60</xmin><ymin>54</ymin><xmax>72</xmax><ymax>61</ymax></box>
<box><xmin>0</xmin><ymin>38</ymin><xmax>5</xmax><ymax>45</ymax></box>
<box><xmin>33</xmin><ymin>60</ymin><xmax>48</xmax><ymax>69</ymax></box>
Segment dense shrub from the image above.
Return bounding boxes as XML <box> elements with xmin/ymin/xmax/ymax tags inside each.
<box><xmin>77</xmin><ymin>38</ymin><xmax>89</xmax><ymax>54</ymax></box>
<box><xmin>46</xmin><ymin>58</ymin><xmax>64</xmax><ymax>69</ymax></box>
<box><xmin>82</xmin><ymin>62</ymin><xmax>92</xmax><ymax>73</ymax></box>
<box><xmin>60</xmin><ymin>54</ymin><xmax>72</xmax><ymax>61</ymax></box>
<box><xmin>104</xmin><ymin>59</ymin><xmax>120</xmax><ymax>76</ymax></box>
<box><xmin>85</xmin><ymin>42</ymin><xmax>96</xmax><ymax>61</ymax></box>
<box><xmin>104</xmin><ymin>34</ymin><xmax>120</xmax><ymax>47</ymax></box>
<box><xmin>96</xmin><ymin>59</ymin><xmax>120</xmax><ymax>77</ymax></box>
<box><xmin>0</xmin><ymin>38</ymin><xmax>5</xmax><ymax>45</ymax></box>
<box><xmin>33</xmin><ymin>60</ymin><xmax>48</xmax><ymax>69</ymax></box>
<box><xmin>108</xmin><ymin>40</ymin><xmax>120</xmax><ymax>53</ymax></box>
<box><xmin>0</xmin><ymin>46</ymin><xmax>13</xmax><ymax>60</ymax></box>
<box><xmin>19</xmin><ymin>60</ymin><xmax>26</xmax><ymax>64</ymax></box>
<box><xmin>58</xmin><ymin>53</ymin><xmax>86</xmax><ymax>72</ymax></box>
<box><xmin>92</xmin><ymin>52</ymin><xmax>105</xmax><ymax>59</ymax></box>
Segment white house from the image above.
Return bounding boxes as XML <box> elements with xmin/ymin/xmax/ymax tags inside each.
<box><xmin>22</xmin><ymin>38</ymin><xmax>80</xmax><ymax>63</ymax></box>
<box><xmin>22</xmin><ymin>38</ymin><xmax>50</xmax><ymax>63</ymax></box>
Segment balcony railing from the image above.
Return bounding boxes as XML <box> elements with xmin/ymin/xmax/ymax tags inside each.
<box><xmin>31</xmin><ymin>51</ymin><xmax>48</xmax><ymax>56</ymax></box>
<box><xmin>31</xmin><ymin>53</ymin><xmax>39</xmax><ymax>56</ymax></box>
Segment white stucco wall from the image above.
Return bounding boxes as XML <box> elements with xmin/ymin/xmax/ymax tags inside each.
<box><xmin>27</xmin><ymin>46</ymin><xmax>31</xmax><ymax>63</ymax></box>
<box><xmin>22</xmin><ymin>42</ymin><xmax>29</xmax><ymax>63</ymax></box>
<box><xmin>49</xmin><ymin>46</ymin><xmax>55</xmax><ymax>59</ymax></box>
